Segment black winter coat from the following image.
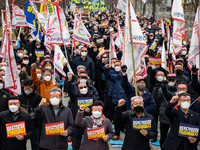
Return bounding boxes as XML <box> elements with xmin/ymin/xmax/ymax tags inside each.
<box><xmin>0</xmin><ymin>109</ymin><xmax>34</xmax><ymax>150</ymax></box>
<box><xmin>0</xmin><ymin>89</ymin><xmax>10</xmax><ymax>112</ymax></box>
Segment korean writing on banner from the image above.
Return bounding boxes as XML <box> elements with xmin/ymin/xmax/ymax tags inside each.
<box><xmin>6</xmin><ymin>121</ymin><xmax>26</xmax><ymax>138</ymax></box>
<box><xmin>87</xmin><ymin>126</ymin><xmax>105</xmax><ymax>140</ymax></box>
<box><xmin>77</xmin><ymin>97</ymin><xmax>93</xmax><ymax>108</ymax></box>
<box><xmin>149</xmin><ymin>56</ymin><xmax>161</xmax><ymax>66</ymax></box>
<box><xmin>133</xmin><ymin>118</ymin><xmax>151</xmax><ymax>130</ymax></box>
<box><xmin>178</xmin><ymin>123</ymin><xmax>199</xmax><ymax>138</ymax></box>
<box><xmin>45</xmin><ymin>122</ymin><xmax>65</xmax><ymax>135</ymax></box>
<box><xmin>35</xmin><ymin>49</ymin><xmax>44</xmax><ymax>59</ymax></box>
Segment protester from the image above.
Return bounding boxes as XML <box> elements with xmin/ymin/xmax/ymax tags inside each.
<box><xmin>75</xmin><ymin>100</ymin><xmax>114</xmax><ymax>150</ymax></box>
<box><xmin>35</xmin><ymin>88</ymin><xmax>74</xmax><ymax>150</ymax></box>
<box><xmin>0</xmin><ymin>97</ymin><xmax>35</xmax><ymax>150</ymax></box>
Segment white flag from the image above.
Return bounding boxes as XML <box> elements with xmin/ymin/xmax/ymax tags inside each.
<box><xmin>12</xmin><ymin>4</ymin><xmax>29</xmax><ymax>30</ymax></box>
<box><xmin>1</xmin><ymin>10</ymin><xmax>5</xmax><ymax>36</ymax></box>
<box><xmin>110</xmin><ymin>32</ymin><xmax>117</xmax><ymax>59</ymax></box>
<box><xmin>114</xmin><ymin>19</ymin><xmax>124</xmax><ymax>49</ymax></box>
<box><xmin>122</xmin><ymin>3</ymin><xmax>148</xmax><ymax>81</ymax></box>
<box><xmin>188</xmin><ymin>6</ymin><xmax>200</xmax><ymax>70</ymax></box>
<box><xmin>73</xmin><ymin>15</ymin><xmax>91</xmax><ymax>46</ymax></box>
<box><xmin>161</xmin><ymin>42</ymin><xmax>167</xmax><ymax>69</ymax></box>
<box><xmin>171</xmin><ymin>0</ymin><xmax>185</xmax><ymax>55</ymax></box>
<box><xmin>117</xmin><ymin>0</ymin><xmax>127</xmax><ymax>13</ymax></box>
<box><xmin>54</xmin><ymin>45</ymin><xmax>73</xmax><ymax>77</ymax></box>
<box><xmin>0</xmin><ymin>12</ymin><xmax>6</xmax><ymax>59</ymax></box>
<box><xmin>4</xmin><ymin>33</ymin><xmax>21</xmax><ymax>95</ymax></box>
<box><xmin>161</xmin><ymin>15</ymin><xmax>165</xmax><ymax>34</ymax></box>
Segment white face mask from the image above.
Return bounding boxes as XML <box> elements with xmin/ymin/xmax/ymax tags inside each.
<box><xmin>164</xmin><ymin>77</ymin><xmax>166</xmax><ymax>81</ymax></box>
<box><xmin>81</xmin><ymin>52</ymin><xmax>87</xmax><ymax>57</ymax></box>
<box><xmin>181</xmin><ymin>51</ymin><xmax>187</xmax><ymax>55</ymax></box>
<box><xmin>44</xmin><ymin>76</ymin><xmax>51</xmax><ymax>81</ymax></box>
<box><xmin>36</xmin><ymin>46</ymin><xmax>40</xmax><ymax>49</ymax></box>
<box><xmin>92</xmin><ymin>111</ymin><xmax>102</xmax><ymax>118</ymax></box>
<box><xmin>29</xmin><ymin>39</ymin><xmax>33</xmax><ymax>42</ymax></box>
<box><xmin>180</xmin><ymin>101</ymin><xmax>190</xmax><ymax>110</ymax></box>
<box><xmin>157</xmin><ymin>76</ymin><xmax>164</xmax><ymax>82</ymax></box>
<box><xmin>23</xmin><ymin>60</ymin><xmax>29</xmax><ymax>65</ymax></box>
<box><xmin>80</xmin><ymin>88</ymin><xmax>88</xmax><ymax>95</ymax></box>
<box><xmin>17</xmin><ymin>53</ymin><xmax>23</xmax><ymax>57</ymax></box>
<box><xmin>150</xmin><ymin>36</ymin><xmax>154</xmax><ymax>39</ymax></box>
<box><xmin>115</xmin><ymin>66</ymin><xmax>121</xmax><ymax>72</ymax></box>
<box><xmin>168</xmin><ymin>82</ymin><xmax>175</xmax><ymax>87</ymax></box>
<box><xmin>24</xmin><ymin>89</ymin><xmax>32</xmax><ymax>95</ymax></box>
<box><xmin>45</xmin><ymin>66</ymin><xmax>52</xmax><ymax>70</ymax></box>
<box><xmin>37</xmin><ymin>74</ymin><xmax>41</xmax><ymax>79</ymax></box>
<box><xmin>103</xmin><ymin>54</ymin><xmax>107</xmax><ymax>57</ymax></box>
<box><xmin>0</xmin><ymin>83</ymin><xmax>3</xmax><ymax>89</ymax></box>
<box><xmin>50</xmin><ymin>98</ymin><xmax>60</xmax><ymax>106</ymax></box>
<box><xmin>112</xmin><ymin>64</ymin><xmax>115</xmax><ymax>68</ymax></box>
<box><xmin>1</xmin><ymin>66</ymin><xmax>6</xmax><ymax>71</ymax></box>
<box><xmin>9</xmin><ymin>105</ymin><xmax>19</xmax><ymax>113</ymax></box>
<box><xmin>80</xmin><ymin>79</ymin><xmax>87</xmax><ymax>83</ymax></box>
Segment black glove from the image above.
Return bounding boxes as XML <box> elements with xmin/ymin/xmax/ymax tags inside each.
<box><xmin>121</xmin><ymin>65</ymin><xmax>127</xmax><ymax>73</ymax></box>
<box><xmin>191</xmin><ymin>65</ymin><xmax>198</xmax><ymax>73</ymax></box>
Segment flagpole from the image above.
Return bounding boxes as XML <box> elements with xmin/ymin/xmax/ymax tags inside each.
<box><xmin>16</xmin><ymin>27</ymin><xmax>21</xmax><ymax>45</ymax></box>
<box><xmin>128</xmin><ymin>0</ymin><xmax>138</xmax><ymax>96</ymax></box>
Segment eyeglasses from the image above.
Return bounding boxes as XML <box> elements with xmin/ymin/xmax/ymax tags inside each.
<box><xmin>79</xmin><ymin>86</ymin><xmax>87</xmax><ymax>89</ymax></box>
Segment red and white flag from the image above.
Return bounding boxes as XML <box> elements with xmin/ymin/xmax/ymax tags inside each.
<box><xmin>110</xmin><ymin>32</ymin><xmax>117</xmax><ymax>59</ymax></box>
<box><xmin>122</xmin><ymin>2</ymin><xmax>148</xmax><ymax>81</ymax></box>
<box><xmin>12</xmin><ymin>4</ymin><xmax>29</xmax><ymax>30</ymax></box>
<box><xmin>188</xmin><ymin>6</ymin><xmax>200</xmax><ymax>70</ymax></box>
<box><xmin>114</xmin><ymin>19</ymin><xmax>124</xmax><ymax>49</ymax></box>
<box><xmin>73</xmin><ymin>15</ymin><xmax>91</xmax><ymax>46</ymax></box>
<box><xmin>140</xmin><ymin>57</ymin><xmax>147</xmax><ymax>78</ymax></box>
<box><xmin>161</xmin><ymin>42</ymin><xmax>167</xmax><ymax>69</ymax></box>
<box><xmin>171</xmin><ymin>0</ymin><xmax>185</xmax><ymax>55</ymax></box>
<box><xmin>0</xmin><ymin>11</ymin><xmax>6</xmax><ymax>59</ymax></box>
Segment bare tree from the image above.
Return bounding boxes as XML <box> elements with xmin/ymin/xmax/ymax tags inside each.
<box><xmin>152</xmin><ymin>0</ymin><xmax>156</xmax><ymax>16</ymax></box>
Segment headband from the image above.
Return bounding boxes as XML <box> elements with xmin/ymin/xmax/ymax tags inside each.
<box><xmin>1</xmin><ymin>62</ymin><xmax>6</xmax><ymax>65</ymax></box>
<box><xmin>78</xmin><ymin>83</ymin><xmax>87</xmax><ymax>88</ymax></box>
<box><xmin>177</xmin><ymin>84</ymin><xmax>187</xmax><ymax>88</ymax></box>
<box><xmin>167</xmin><ymin>73</ymin><xmax>176</xmax><ymax>77</ymax></box>
<box><xmin>175</xmin><ymin>65</ymin><xmax>182</xmax><ymax>68</ymax></box>
<box><xmin>49</xmin><ymin>91</ymin><xmax>61</xmax><ymax>96</ymax></box>
<box><xmin>23</xmin><ymin>84</ymin><xmax>34</xmax><ymax>88</ymax></box>
<box><xmin>42</xmin><ymin>70</ymin><xmax>51</xmax><ymax>75</ymax></box>
<box><xmin>77</xmin><ymin>68</ymin><xmax>85</xmax><ymax>72</ymax></box>
<box><xmin>91</xmin><ymin>106</ymin><xmax>103</xmax><ymax>110</ymax></box>
<box><xmin>179</xmin><ymin>96</ymin><xmax>190</xmax><ymax>100</ymax></box>
<box><xmin>111</xmin><ymin>59</ymin><xmax>118</xmax><ymax>62</ymax></box>
<box><xmin>8</xmin><ymin>99</ymin><xmax>19</xmax><ymax>104</ymax></box>
<box><xmin>78</xmin><ymin>73</ymin><xmax>88</xmax><ymax>77</ymax></box>
<box><xmin>114</xmin><ymin>62</ymin><xmax>121</xmax><ymax>65</ymax></box>
<box><xmin>0</xmin><ymin>72</ymin><xmax>5</xmax><ymax>75</ymax></box>
<box><xmin>131</xmin><ymin>98</ymin><xmax>143</xmax><ymax>103</ymax></box>
<box><xmin>156</xmin><ymin>71</ymin><xmax>164</xmax><ymax>75</ymax></box>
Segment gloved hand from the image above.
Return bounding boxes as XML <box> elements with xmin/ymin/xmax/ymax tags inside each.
<box><xmin>121</xmin><ymin>65</ymin><xmax>127</xmax><ymax>73</ymax></box>
<box><xmin>191</xmin><ymin>65</ymin><xmax>198</xmax><ymax>73</ymax></box>
<box><xmin>168</xmin><ymin>53</ymin><xmax>172</xmax><ymax>61</ymax></box>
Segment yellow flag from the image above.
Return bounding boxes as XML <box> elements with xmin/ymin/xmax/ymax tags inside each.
<box><xmin>40</xmin><ymin>0</ymin><xmax>54</xmax><ymax>18</ymax></box>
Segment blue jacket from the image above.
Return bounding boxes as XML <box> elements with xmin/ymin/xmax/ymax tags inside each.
<box><xmin>72</xmin><ymin>56</ymin><xmax>95</xmax><ymax>81</ymax></box>
<box><xmin>121</xmin><ymin>75</ymin><xmax>156</xmax><ymax>115</ymax></box>
<box><xmin>105</xmin><ymin>69</ymin><xmax>127</xmax><ymax>105</ymax></box>
<box><xmin>107</xmin><ymin>68</ymin><xmax>116</xmax><ymax>97</ymax></box>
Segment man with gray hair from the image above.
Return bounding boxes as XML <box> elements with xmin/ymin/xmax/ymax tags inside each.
<box><xmin>35</xmin><ymin>88</ymin><xmax>74</xmax><ymax>150</ymax></box>
<box><xmin>115</xmin><ymin>96</ymin><xmax>157</xmax><ymax>150</ymax></box>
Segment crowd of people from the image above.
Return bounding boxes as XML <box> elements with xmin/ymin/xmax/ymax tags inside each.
<box><xmin>0</xmin><ymin>8</ymin><xmax>200</xmax><ymax>150</ymax></box>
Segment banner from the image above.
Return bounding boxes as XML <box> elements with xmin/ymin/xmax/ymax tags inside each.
<box><xmin>97</xmin><ymin>47</ymin><xmax>107</xmax><ymax>58</ymax></box>
<box><xmin>110</xmin><ymin>32</ymin><xmax>117</xmax><ymax>59</ymax></box>
<box><xmin>0</xmin><ymin>30</ymin><xmax>7</xmax><ymax>59</ymax></box>
<box><xmin>188</xmin><ymin>6</ymin><xmax>200</xmax><ymax>71</ymax></box>
<box><xmin>12</xmin><ymin>4</ymin><xmax>29</xmax><ymax>30</ymax></box>
<box><xmin>149</xmin><ymin>41</ymin><xmax>157</xmax><ymax>51</ymax></box>
<box><xmin>178</xmin><ymin>123</ymin><xmax>199</xmax><ymax>138</ymax></box>
<box><xmin>54</xmin><ymin>45</ymin><xmax>73</xmax><ymax>77</ymax></box>
<box><xmin>117</xmin><ymin>0</ymin><xmax>127</xmax><ymax>13</ymax></box>
<box><xmin>6</xmin><ymin>121</ymin><xmax>26</xmax><ymax>138</ymax></box>
<box><xmin>133</xmin><ymin>118</ymin><xmax>151</xmax><ymax>130</ymax></box>
<box><xmin>182</xmin><ymin>29</ymin><xmax>187</xmax><ymax>44</ymax></box>
<box><xmin>77</xmin><ymin>97</ymin><xmax>93</xmax><ymax>108</ymax></box>
<box><xmin>149</xmin><ymin>56</ymin><xmax>161</xmax><ymax>65</ymax></box>
<box><xmin>87</xmin><ymin>126</ymin><xmax>105</xmax><ymax>140</ymax></box>
<box><xmin>24</xmin><ymin>0</ymin><xmax>42</xmax><ymax>40</ymax></box>
<box><xmin>161</xmin><ymin>42</ymin><xmax>167</xmax><ymax>69</ymax></box>
<box><xmin>4</xmin><ymin>32</ymin><xmax>21</xmax><ymax>95</ymax></box>
<box><xmin>45</xmin><ymin>122</ymin><xmax>65</xmax><ymax>135</ymax></box>
<box><xmin>122</xmin><ymin>3</ymin><xmax>148</xmax><ymax>81</ymax></box>
<box><xmin>5</xmin><ymin>0</ymin><xmax>12</xmax><ymax>31</ymax></box>
<box><xmin>35</xmin><ymin>49</ymin><xmax>44</xmax><ymax>59</ymax></box>
<box><xmin>73</xmin><ymin>15</ymin><xmax>91</xmax><ymax>46</ymax></box>
<box><xmin>114</xmin><ymin>19</ymin><xmax>124</xmax><ymax>49</ymax></box>
<box><xmin>161</xmin><ymin>15</ymin><xmax>165</xmax><ymax>34</ymax></box>
<box><xmin>40</xmin><ymin>0</ymin><xmax>54</xmax><ymax>18</ymax></box>
<box><xmin>1</xmin><ymin>10</ymin><xmax>5</xmax><ymax>35</ymax></box>
<box><xmin>171</xmin><ymin>0</ymin><xmax>185</xmax><ymax>55</ymax></box>
<box><xmin>140</xmin><ymin>57</ymin><xmax>147</xmax><ymax>78</ymax></box>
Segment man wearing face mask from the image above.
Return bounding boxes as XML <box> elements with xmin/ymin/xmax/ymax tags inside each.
<box><xmin>19</xmin><ymin>79</ymin><xmax>42</xmax><ymax>150</ymax></box>
<box><xmin>0</xmin><ymin>69</ymin><xmax>5</xmax><ymax>80</ymax></box>
<box><xmin>68</xmin><ymin>81</ymin><xmax>97</xmax><ymax>150</ymax></box>
<box><xmin>105</xmin><ymin>62</ymin><xmax>127</xmax><ymax>140</ymax></box>
<box><xmin>121</xmin><ymin>66</ymin><xmax>156</xmax><ymax>115</ymax></box>
<box><xmin>75</xmin><ymin>101</ymin><xmax>114</xmax><ymax>150</ymax></box>
<box><xmin>175</xmin><ymin>65</ymin><xmax>190</xmax><ymax>84</ymax></box>
<box><xmin>15</xmin><ymin>48</ymin><xmax>24</xmax><ymax>64</ymax></box>
<box><xmin>31</xmin><ymin>63</ymin><xmax>56</xmax><ymax>105</ymax></box>
<box><xmin>175</xmin><ymin>59</ymin><xmax>190</xmax><ymax>80</ymax></box>
<box><xmin>0</xmin><ymin>97</ymin><xmax>34</xmax><ymax>150</ymax></box>
<box><xmin>21</xmin><ymin>55</ymin><xmax>31</xmax><ymax>76</ymax></box>
<box><xmin>162</xmin><ymin>93</ymin><xmax>200</xmax><ymax>150</ymax></box>
<box><xmin>0</xmin><ymin>62</ymin><xmax>6</xmax><ymax>72</ymax></box>
<box><xmin>115</xmin><ymin>97</ymin><xmax>157</xmax><ymax>150</ymax></box>
<box><xmin>72</xmin><ymin>47</ymin><xmax>95</xmax><ymax>81</ymax></box>
<box><xmin>30</xmin><ymin>41</ymin><xmax>46</xmax><ymax>64</ymax></box>
<box><xmin>35</xmin><ymin>88</ymin><xmax>74</xmax><ymax>150</ymax></box>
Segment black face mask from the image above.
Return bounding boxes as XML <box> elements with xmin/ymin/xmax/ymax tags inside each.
<box><xmin>176</xmin><ymin>69</ymin><xmax>183</xmax><ymax>75</ymax></box>
<box><xmin>134</xmin><ymin>106</ymin><xmax>144</xmax><ymax>113</ymax></box>
<box><xmin>137</xmin><ymin>85</ymin><xmax>146</xmax><ymax>91</ymax></box>
<box><xmin>145</xmin><ymin>60</ymin><xmax>149</xmax><ymax>66</ymax></box>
